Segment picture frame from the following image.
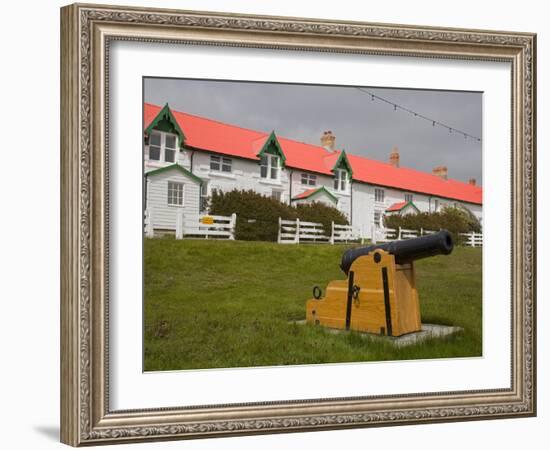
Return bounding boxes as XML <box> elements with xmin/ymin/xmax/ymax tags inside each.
<box><xmin>60</xmin><ymin>3</ymin><xmax>536</xmax><ymax>446</ymax></box>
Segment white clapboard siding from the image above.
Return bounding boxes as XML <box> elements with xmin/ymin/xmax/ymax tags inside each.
<box><xmin>146</xmin><ymin>169</ymin><xmax>201</xmax><ymax>232</ymax></box>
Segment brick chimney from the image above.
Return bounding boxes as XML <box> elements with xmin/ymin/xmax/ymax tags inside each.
<box><xmin>389</xmin><ymin>147</ymin><xmax>400</xmax><ymax>168</ymax></box>
<box><xmin>468</xmin><ymin>178</ymin><xmax>476</xmax><ymax>186</ymax></box>
<box><xmin>320</xmin><ymin>130</ymin><xmax>336</xmax><ymax>151</ymax></box>
<box><xmin>432</xmin><ymin>165</ymin><xmax>448</xmax><ymax>180</ymax></box>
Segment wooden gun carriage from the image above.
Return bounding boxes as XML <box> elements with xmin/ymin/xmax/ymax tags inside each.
<box><xmin>306</xmin><ymin>230</ymin><xmax>454</xmax><ymax>336</ymax></box>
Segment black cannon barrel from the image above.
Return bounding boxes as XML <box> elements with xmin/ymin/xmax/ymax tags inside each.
<box><xmin>340</xmin><ymin>230</ymin><xmax>454</xmax><ymax>275</ymax></box>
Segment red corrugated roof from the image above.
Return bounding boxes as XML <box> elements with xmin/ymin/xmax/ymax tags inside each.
<box><xmin>144</xmin><ymin>103</ymin><xmax>482</xmax><ymax>205</ymax></box>
<box><xmin>293</xmin><ymin>187</ymin><xmax>319</xmax><ymax>200</ymax></box>
<box><xmin>386</xmin><ymin>201</ymin><xmax>409</xmax><ymax>212</ymax></box>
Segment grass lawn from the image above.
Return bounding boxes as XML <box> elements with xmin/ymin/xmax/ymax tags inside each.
<box><xmin>144</xmin><ymin>239</ymin><xmax>482</xmax><ymax>371</ymax></box>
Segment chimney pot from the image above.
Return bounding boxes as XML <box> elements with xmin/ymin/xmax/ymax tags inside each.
<box><xmin>389</xmin><ymin>146</ymin><xmax>400</xmax><ymax>168</ymax></box>
<box><xmin>469</xmin><ymin>178</ymin><xmax>476</xmax><ymax>186</ymax></box>
<box><xmin>320</xmin><ymin>130</ymin><xmax>336</xmax><ymax>151</ymax></box>
<box><xmin>432</xmin><ymin>165</ymin><xmax>448</xmax><ymax>180</ymax></box>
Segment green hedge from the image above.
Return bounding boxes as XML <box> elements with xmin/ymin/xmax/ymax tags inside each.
<box><xmin>383</xmin><ymin>206</ymin><xmax>481</xmax><ymax>244</ymax></box>
<box><xmin>209</xmin><ymin>189</ymin><xmax>348</xmax><ymax>241</ymax></box>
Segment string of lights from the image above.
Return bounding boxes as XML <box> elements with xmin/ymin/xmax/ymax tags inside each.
<box><xmin>356</xmin><ymin>87</ymin><xmax>482</xmax><ymax>143</ymax></box>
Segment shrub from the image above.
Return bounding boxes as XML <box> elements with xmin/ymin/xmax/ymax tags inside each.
<box><xmin>209</xmin><ymin>189</ymin><xmax>348</xmax><ymax>241</ymax></box>
<box><xmin>383</xmin><ymin>206</ymin><xmax>481</xmax><ymax>244</ymax></box>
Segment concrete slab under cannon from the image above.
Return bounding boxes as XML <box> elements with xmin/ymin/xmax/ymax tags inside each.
<box><xmin>292</xmin><ymin>321</ymin><xmax>463</xmax><ymax>347</ymax></box>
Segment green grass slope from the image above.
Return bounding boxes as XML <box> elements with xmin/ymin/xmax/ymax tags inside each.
<box><xmin>144</xmin><ymin>239</ymin><xmax>482</xmax><ymax>371</ymax></box>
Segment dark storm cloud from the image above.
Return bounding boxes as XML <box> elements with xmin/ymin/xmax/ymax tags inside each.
<box><xmin>144</xmin><ymin>78</ymin><xmax>482</xmax><ymax>185</ymax></box>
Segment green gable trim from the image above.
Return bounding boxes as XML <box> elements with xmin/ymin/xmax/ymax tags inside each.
<box><xmin>388</xmin><ymin>200</ymin><xmax>420</xmax><ymax>213</ymax></box>
<box><xmin>403</xmin><ymin>201</ymin><xmax>420</xmax><ymax>213</ymax></box>
<box><xmin>292</xmin><ymin>186</ymin><xmax>338</xmax><ymax>204</ymax></box>
<box><xmin>257</xmin><ymin>131</ymin><xmax>286</xmax><ymax>165</ymax></box>
<box><xmin>145</xmin><ymin>164</ymin><xmax>202</xmax><ymax>185</ymax></box>
<box><xmin>145</xmin><ymin>103</ymin><xmax>186</xmax><ymax>148</ymax></box>
<box><xmin>332</xmin><ymin>150</ymin><xmax>353</xmax><ymax>176</ymax></box>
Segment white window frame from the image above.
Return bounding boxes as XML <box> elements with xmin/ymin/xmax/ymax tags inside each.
<box><xmin>260</xmin><ymin>154</ymin><xmax>281</xmax><ymax>180</ymax></box>
<box><xmin>375</xmin><ymin>188</ymin><xmax>385</xmax><ymax>203</ymax></box>
<box><xmin>167</xmin><ymin>181</ymin><xmax>184</xmax><ymax>207</ymax></box>
<box><xmin>149</xmin><ymin>130</ymin><xmax>178</xmax><ymax>163</ymax></box>
<box><xmin>374</xmin><ymin>210</ymin><xmax>382</xmax><ymax>228</ymax></box>
<box><xmin>210</xmin><ymin>155</ymin><xmax>232</xmax><ymax>173</ymax></box>
<box><xmin>200</xmin><ymin>182</ymin><xmax>209</xmax><ymax>213</ymax></box>
<box><xmin>271</xmin><ymin>190</ymin><xmax>283</xmax><ymax>202</ymax></box>
<box><xmin>333</xmin><ymin>169</ymin><xmax>349</xmax><ymax>192</ymax></box>
<box><xmin>301</xmin><ymin>173</ymin><xmax>317</xmax><ymax>186</ymax></box>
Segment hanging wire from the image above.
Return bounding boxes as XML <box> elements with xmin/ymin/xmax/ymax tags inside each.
<box><xmin>356</xmin><ymin>87</ymin><xmax>482</xmax><ymax>142</ymax></box>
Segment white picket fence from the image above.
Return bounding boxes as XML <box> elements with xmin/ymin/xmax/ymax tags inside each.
<box><xmin>176</xmin><ymin>212</ymin><xmax>237</xmax><ymax>240</ymax></box>
<box><xmin>460</xmin><ymin>231</ymin><xmax>483</xmax><ymax>247</ymax></box>
<box><xmin>144</xmin><ymin>209</ymin><xmax>236</xmax><ymax>240</ymax></box>
<box><xmin>277</xmin><ymin>218</ymin><xmax>359</xmax><ymax>244</ymax></box>
<box><xmin>144</xmin><ymin>209</ymin><xmax>154</xmax><ymax>238</ymax></box>
<box><xmin>331</xmin><ymin>223</ymin><xmax>360</xmax><ymax>244</ymax></box>
<box><xmin>374</xmin><ymin>227</ymin><xmax>420</xmax><ymax>242</ymax></box>
<box><xmin>374</xmin><ymin>226</ymin><xmax>483</xmax><ymax>247</ymax></box>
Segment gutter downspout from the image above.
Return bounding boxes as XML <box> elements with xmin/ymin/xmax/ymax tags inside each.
<box><xmin>189</xmin><ymin>149</ymin><xmax>195</xmax><ymax>173</ymax></box>
<box><xmin>188</xmin><ymin>150</ymin><xmax>202</xmax><ymax>212</ymax></box>
<box><xmin>288</xmin><ymin>169</ymin><xmax>294</xmax><ymax>205</ymax></box>
<box><xmin>350</xmin><ymin>180</ymin><xmax>353</xmax><ymax>225</ymax></box>
<box><xmin>144</xmin><ymin>174</ymin><xmax>148</xmax><ymax>212</ymax></box>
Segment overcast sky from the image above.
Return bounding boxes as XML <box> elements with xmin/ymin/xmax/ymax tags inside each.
<box><xmin>144</xmin><ymin>78</ymin><xmax>482</xmax><ymax>185</ymax></box>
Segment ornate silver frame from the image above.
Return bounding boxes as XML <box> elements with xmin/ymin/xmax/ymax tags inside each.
<box><xmin>60</xmin><ymin>3</ymin><xmax>536</xmax><ymax>446</ymax></box>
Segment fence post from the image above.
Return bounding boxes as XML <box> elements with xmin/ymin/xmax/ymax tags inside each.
<box><xmin>145</xmin><ymin>209</ymin><xmax>154</xmax><ymax>238</ymax></box>
<box><xmin>277</xmin><ymin>217</ymin><xmax>282</xmax><ymax>244</ymax></box>
<box><xmin>175</xmin><ymin>210</ymin><xmax>184</xmax><ymax>240</ymax></box>
<box><xmin>230</xmin><ymin>213</ymin><xmax>237</xmax><ymax>240</ymax></box>
<box><xmin>398</xmin><ymin>226</ymin><xmax>402</xmax><ymax>240</ymax></box>
<box><xmin>420</xmin><ymin>227</ymin><xmax>424</xmax><ymax>236</ymax></box>
<box><xmin>470</xmin><ymin>231</ymin><xmax>475</xmax><ymax>247</ymax></box>
<box><xmin>330</xmin><ymin>221</ymin><xmax>335</xmax><ymax>245</ymax></box>
<box><xmin>295</xmin><ymin>218</ymin><xmax>300</xmax><ymax>244</ymax></box>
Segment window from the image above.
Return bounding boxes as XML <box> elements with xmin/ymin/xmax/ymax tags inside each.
<box><xmin>271</xmin><ymin>190</ymin><xmax>282</xmax><ymax>202</ymax></box>
<box><xmin>164</xmin><ymin>135</ymin><xmax>177</xmax><ymax>163</ymax></box>
<box><xmin>149</xmin><ymin>133</ymin><xmax>161</xmax><ymax>161</ymax></box>
<box><xmin>405</xmin><ymin>193</ymin><xmax>413</xmax><ymax>203</ymax></box>
<box><xmin>433</xmin><ymin>199</ymin><xmax>439</xmax><ymax>212</ymax></box>
<box><xmin>210</xmin><ymin>155</ymin><xmax>232</xmax><ymax>173</ymax></box>
<box><xmin>167</xmin><ymin>181</ymin><xmax>184</xmax><ymax>206</ymax></box>
<box><xmin>149</xmin><ymin>131</ymin><xmax>178</xmax><ymax>163</ymax></box>
<box><xmin>374</xmin><ymin>211</ymin><xmax>382</xmax><ymax>228</ymax></box>
<box><xmin>301</xmin><ymin>173</ymin><xmax>317</xmax><ymax>186</ymax></box>
<box><xmin>375</xmin><ymin>188</ymin><xmax>385</xmax><ymax>203</ymax></box>
<box><xmin>260</xmin><ymin>154</ymin><xmax>280</xmax><ymax>180</ymax></box>
<box><xmin>200</xmin><ymin>182</ymin><xmax>209</xmax><ymax>212</ymax></box>
<box><xmin>333</xmin><ymin>169</ymin><xmax>349</xmax><ymax>192</ymax></box>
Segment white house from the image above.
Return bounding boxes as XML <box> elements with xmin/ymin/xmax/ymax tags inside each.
<box><xmin>143</xmin><ymin>103</ymin><xmax>483</xmax><ymax>238</ymax></box>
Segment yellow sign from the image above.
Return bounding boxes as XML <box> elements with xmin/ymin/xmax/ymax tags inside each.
<box><xmin>201</xmin><ymin>216</ymin><xmax>214</xmax><ymax>225</ymax></box>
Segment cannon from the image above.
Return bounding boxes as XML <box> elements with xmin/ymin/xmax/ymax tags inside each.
<box><xmin>306</xmin><ymin>230</ymin><xmax>454</xmax><ymax>336</ymax></box>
